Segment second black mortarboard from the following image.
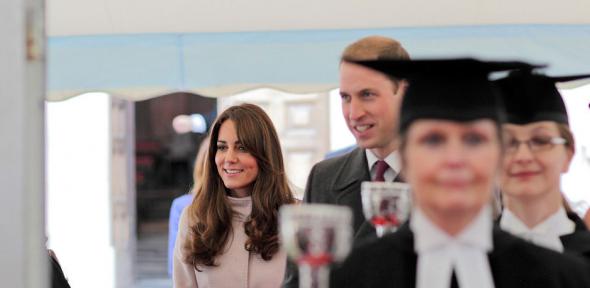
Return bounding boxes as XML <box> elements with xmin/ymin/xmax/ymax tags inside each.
<box><xmin>494</xmin><ymin>70</ymin><xmax>590</xmax><ymax>125</ymax></box>
<box><xmin>354</xmin><ymin>58</ymin><xmax>540</xmax><ymax>133</ymax></box>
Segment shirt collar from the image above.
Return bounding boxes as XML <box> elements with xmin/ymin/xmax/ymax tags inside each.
<box><xmin>365</xmin><ymin>149</ymin><xmax>402</xmax><ymax>175</ymax></box>
<box><xmin>412</xmin><ymin>206</ymin><xmax>496</xmax><ymax>288</ymax></box>
<box><xmin>411</xmin><ymin>206</ymin><xmax>494</xmax><ymax>253</ymax></box>
<box><xmin>500</xmin><ymin>207</ymin><xmax>574</xmax><ymax>252</ymax></box>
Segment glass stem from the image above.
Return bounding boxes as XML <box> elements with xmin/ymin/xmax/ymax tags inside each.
<box><xmin>299</xmin><ymin>263</ymin><xmax>330</xmax><ymax>288</ymax></box>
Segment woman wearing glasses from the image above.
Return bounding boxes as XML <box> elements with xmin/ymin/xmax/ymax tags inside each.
<box><xmin>330</xmin><ymin>59</ymin><xmax>590</xmax><ymax>288</ymax></box>
<box><xmin>496</xmin><ymin>71</ymin><xmax>590</xmax><ymax>261</ymax></box>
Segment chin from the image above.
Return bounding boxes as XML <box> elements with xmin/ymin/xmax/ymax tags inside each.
<box><xmin>355</xmin><ymin>138</ymin><xmax>372</xmax><ymax>149</ymax></box>
<box><xmin>360</xmin><ymin>138</ymin><xmax>386</xmax><ymax>150</ymax></box>
<box><xmin>506</xmin><ymin>187</ymin><xmax>544</xmax><ymax>200</ymax></box>
<box><xmin>223</xmin><ymin>182</ymin><xmax>242</xmax><ymax>191</ymax></box>
<box><xmin>435</xmin><ymin>196</ymin><xmax>483</xmax><ymax>215</ymax></box>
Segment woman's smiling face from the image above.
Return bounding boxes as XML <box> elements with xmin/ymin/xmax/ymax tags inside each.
<box><xmin>215</xmin><ymin>119</ymin><xmax>259</xmax><ymax>198</ymax></box>
<box><xmin>500</xmin><ymin>121</ymin><xmax>573</xmax><ymax>201</ymax></box>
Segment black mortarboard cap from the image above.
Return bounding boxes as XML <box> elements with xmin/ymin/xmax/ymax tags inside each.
<box><xmin>495</xmin><ymin>70</ymin><xmax>590</xmax><ymax>125</ymax></box>
<box><xmin>354</xmin><ymin>58</ymin><xmax>540</xmax><ymax>133</ymax></box>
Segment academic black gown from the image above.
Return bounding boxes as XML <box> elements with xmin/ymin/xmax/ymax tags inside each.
<box><xmin>561</xmin><ymin>212</ymin><xmax>590</xmax><ymax>264</ymax></box>
<box><xmin>330</xmin><ymin>223</ymin><xmax>590</xmax><ymax>288</ymax></box>
<box><xmin>496</xmin><ymin>211</ymin><xmax>590</xmax><ymax>266</ymax></box>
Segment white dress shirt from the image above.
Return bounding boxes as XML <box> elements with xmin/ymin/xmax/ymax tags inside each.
<box><xmin>411</xmin><ymin>206</ymin><xmax>495</xmax><ymax>288</ymax></box>
<box><xmin>500</xmin><ymin>207</ymin><xmax>575</xmax><ymax>252</ymax></box>
<box><xmin>366</xmin><ymin>150</ymin><xmax>401</xmax><ymax>182</ymax></box>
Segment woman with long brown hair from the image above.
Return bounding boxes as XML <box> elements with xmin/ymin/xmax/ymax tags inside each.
<box><xmin>173</xmin><ymin>103</ymin><xmax>296</xmax><ymax>288</ymax></box>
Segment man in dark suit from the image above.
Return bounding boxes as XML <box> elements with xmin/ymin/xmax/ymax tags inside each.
<box><xmin>304</xmin><ymin>36</ymin><xmax>410</xmax><ymax>233</ymax></box>
<box><xmin>282</xmin><ymin>36</ymin><xmax>410</xmax><ymax>288</ymax></box>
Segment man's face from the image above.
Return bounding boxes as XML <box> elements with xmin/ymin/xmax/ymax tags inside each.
<box><xmin>339</xmin><ymin>61</ymin><xmax>405</xmax><ymax>157</ymax></box>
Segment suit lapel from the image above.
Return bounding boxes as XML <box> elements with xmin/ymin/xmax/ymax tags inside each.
<box><xmin>332</xmin><ymin>148</ymin><xmax>370</xmax><ymax>232</ymax></box>
<box><xmin>331</xmin><ymin>148</ymin><xmax>403</xmax><ymax>232</ymax></box>
<box><xmin>332</xmin><ymin>148</ymin><xmax>370</xmax><ymax>191</ymax></box>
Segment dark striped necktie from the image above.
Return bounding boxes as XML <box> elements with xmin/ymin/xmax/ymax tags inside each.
<box><xmin>373</xmin><ymin>160</ymin><xmax>389</xmax><ymax>182</ymax></box>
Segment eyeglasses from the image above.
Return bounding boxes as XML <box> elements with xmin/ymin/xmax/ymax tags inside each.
<box><xmin>504</xmin><ymin>136</ymin><xmax>567</xmax><ymax>154</ymax></box>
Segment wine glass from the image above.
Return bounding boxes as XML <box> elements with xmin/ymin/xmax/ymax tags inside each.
<box><xmin>361</xmin><ymin>181</ymin><xmax>411</xmax><ymax>237</ymax></box>
<box><xmin>280</xmin><ymin>204</ymin><xmax>353</xmax><ymax>288</ymax></box>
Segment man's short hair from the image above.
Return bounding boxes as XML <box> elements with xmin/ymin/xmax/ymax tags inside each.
<box><xmin>341</xmin><ymin>36</ymin><xmax>410</xmax><ymax>87</ymax></box>
<box><xmin>341</xmin><ymin>35</ymin><xmax>410</xmax><ymax>62</ymax></box>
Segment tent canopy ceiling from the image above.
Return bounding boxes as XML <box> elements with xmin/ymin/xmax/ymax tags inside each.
<box><xmin>46</xmin><ymin>1</ymin><xmax>590</xmax><ymax>101</ymax></box>
<box><xmin>47</xmin><ymin>0</ymin><xmax>590</xmax><ymax>36</ymax></box>
<box><xmin>48</xmin><ymin>25</ymin><xmax>590</xmax><ymax>101</ymax></box>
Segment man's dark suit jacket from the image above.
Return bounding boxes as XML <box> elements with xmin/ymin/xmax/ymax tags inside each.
<box><xmin>303</xmin><ymin>147</ymin><xmax>371</xmax><ymax>232</ymax></box>
<box><xmin>303</xmin><ymin>147</ymin><xmax>403</xmax><ymax>232</ymax></box>
<box><xmin>283</xmin><ymin>148</ymin><xmax>404</xmax><ymax>287</ymax></box>
<box><xmin>283</xmin><ymin>148</ymin><xmax>372</xmax><ymax>288</ymax></box>
<box><xmin>331</xmin><ymin>223</ymin><xmax>590</xmax><ymax>288</ymax></box>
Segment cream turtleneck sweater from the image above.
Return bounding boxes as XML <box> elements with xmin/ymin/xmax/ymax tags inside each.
<box><xmin>173</xmin><ymin>196</ymin><xmax>287</xmax><ymax>288</ymax></box>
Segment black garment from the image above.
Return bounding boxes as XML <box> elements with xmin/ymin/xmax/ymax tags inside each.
<box><xmin>450</xmin><ymin>271</ymin><xmax>459</xmax><ymax>288</ymax></box>
<box><xmin>561</xmin><ymin>212</ymin><xmax>590</xmax><ymax>264</ymax></box>
<box><xmin>331</xmin><ymin>223</ymin><xmax>590</xmax><ymax>288</ymax></box>
<box><xmin>49</xmin><ymin>254</ymin><xmax>71</xmax><ymax>288</ymax></box>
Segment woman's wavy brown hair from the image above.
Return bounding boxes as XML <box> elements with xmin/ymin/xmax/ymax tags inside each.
<box><xmin>183</xmin><ymin>103</ymin><xmax>296</xmax><ymax>270</ymax></box>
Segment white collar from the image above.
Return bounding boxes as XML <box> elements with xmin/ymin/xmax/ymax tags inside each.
<box><xmin>411</xmin><ymin>206</ymin><xmax>495</xmax><ymax>288</ymax></box>
<box><xmin>500</xmin><ymin>207</ymin><xmax>574</xmax><ymax>252</ymax></box>
<box><xmin>411</xmin><ymin>206</ymin><xmax>494</xmax><ymax>253</ymax></box>
<box><xmin>365</xmin><ymin>150</ymin><xmax>401</xmax><ymax>181</ymax></box>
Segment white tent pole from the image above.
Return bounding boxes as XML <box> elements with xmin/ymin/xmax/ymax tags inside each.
<box><xmin>0</xmin><ymin>0</ymin><xmax>47</xmax><ymax>286</ymax></box>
